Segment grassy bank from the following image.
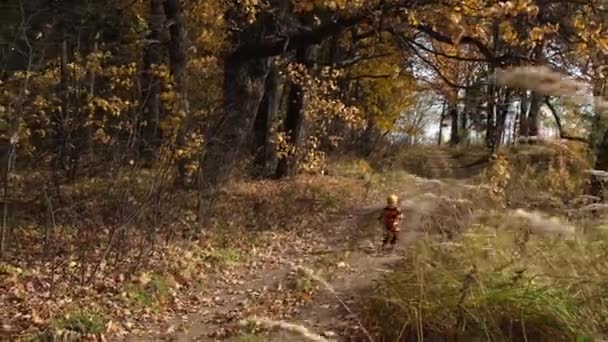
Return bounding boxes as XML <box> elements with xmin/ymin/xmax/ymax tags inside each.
<box><xmin>1</xmin><ymin>142</ymin><xmax>599</xmax><ymax>340</ymax></box>
<box><xmin>359</xmin><ymin>142</ymin><xmax>608</xmax><ymax>341</ymax></box>
<box><xmin>363</xmin><ymin>222</ymin><xmax>608</xmax><ymax>341</ymax></box>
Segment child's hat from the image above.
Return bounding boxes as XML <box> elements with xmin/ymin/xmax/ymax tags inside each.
<box><xmin>387</xmin><ymin>194</ymin><xmax>398</xmax><ymax>205</ymax></box>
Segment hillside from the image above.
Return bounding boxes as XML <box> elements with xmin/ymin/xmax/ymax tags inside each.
<box><xmin>3</xmin><ymin>142</ymin><xmax>605</xmax><ymax>341</ymax></box>
<box><xmin>3</xmin><ymin>1</ymin><xmax>608</xmax><ymax>341</ymax></box>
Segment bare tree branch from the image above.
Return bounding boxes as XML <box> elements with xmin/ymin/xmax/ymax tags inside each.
<box><xmin>228</xmin><ymin>0</ymin><xmax>432</xmax><ymax>61</ymax></box>
<box><xmin>414</xmin><ymin>24</ymin><xmax>494</xmax><ymax>60</ymax></box>
<box><xmin>544</xmin><ymin>97</ymin><xmax>588</xmax><ymax>143</ymax></box>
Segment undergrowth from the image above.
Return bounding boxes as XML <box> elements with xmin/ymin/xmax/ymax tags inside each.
<box><xmin>499</xmin><ymin>141</ymin><xmax>592</xmax><ymax>209</ymax></box>
<box><xmin>1</xmin><ymin>170</ymin><xmax>366</xmax><ymax>338</ymax></box>
<box><xmin>364</xmin><ymin>222</ymin><xmax>608</xmax><ymax>340</ymax></box>
<box><xmin>358</xmin><ymin>143</ymin><xmax>605</xmax><ymax>341</ymax></box>
<box><xmin>2</xmin><ymin>143</ymin><xmax>598</xmax><ymax>340</ymax></box>
<box><xmin>124</xmin><ymin>272</ymin><xmax>172</xmax><ymax>309</ymax></box>
<box><xmin>52</xmin><ymin>308</ymin><xmax>107</xmax><ymax>335</ymax></box>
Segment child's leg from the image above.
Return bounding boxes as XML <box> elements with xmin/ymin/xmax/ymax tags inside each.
<box><xmin>381</xmin><ymin>230</ymin><xmax>390</xmax><ymax>252</ymax></box>
<box><xmin>390</xmin><ymin>231</ymin><xmax>398</xmax><ymax>247</ymax></box>
<box><xmin>382</xmin><ymin>230</ymin><xmax>389</xmax><ymax>246</ymax></box>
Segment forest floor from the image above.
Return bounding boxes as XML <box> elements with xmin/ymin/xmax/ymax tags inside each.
<box><xmin>121</xmin><ymin>153</ymin><xmax>485</xmax><ymax>342</ymax></box>
<box><xmin>0</xmin><ymin>148</ymin><xmax>497</xmax><ymax>342</ymax></box>
<box><xmin>129</xmin><ymin>207</ymin><xmax>407</xmax><ymax>342</ymax></box>
<box><xmin>5</xmin><ymin>142</ymin><xmax>602</xmax><ymax>341</ymax></box>
<box><xmin>3</xmin><ymin>143</ymin><xmax>600</xmax><ymax>341</ymax></box>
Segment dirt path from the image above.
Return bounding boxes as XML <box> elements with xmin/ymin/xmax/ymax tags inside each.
<box><xmin>267</xmin><ymin>231</ymin><xmax>421</xmax><ymax>342</ymax></box>
<box><xmin>116</xmin><ymin>201</ymin><xmax>412</xmax><ymax>341</ymax></box>
<box><xmin>261</xmin><ymin>193</ymin><xmax>431</xmax><ymax>342</ymax></box>
<box><xmin>118</xmin><ymin>171</ymin><xmax>476</xmax><ymax>342</ymax></box>
<box><xmin>257</xmin><ymin>174</ymin><xmax>483</xmax><ymax>341</ymax></box>
<box><xmin>421</xmin><ymin>151</ymin><xmax>489</xmax><ymax>180</ymax></box>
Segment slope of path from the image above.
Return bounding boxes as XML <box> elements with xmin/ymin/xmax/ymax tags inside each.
<box><xmin>413</xmin><ymin>151</ymin><xmax>489</xmax><ymax>180</ymax></box>
<box><xmin>121</xmin><ymin>172</ymin><xmax>477</xmax><ymax>341</ymax></box>
<box><xmin>264</xmin><ymin>196</ymin><xmax>433</xmax><ymax>342</ymax></box>
<box><xmin>120</xmin><ymin>207</ymin><xmax>395</xmax><ymax>341</ymax></box>
<box><xmin>267</xmin><ymin>232</ymin><xmax>421</xmax><ymax>342</ymax></box>
<box><xmin>176</xmin><ymin>206</ymin><xmax>411</xmax><ymax>342</ymax></box>
<box><xmin>263</xmin><ymin>172</ymin><xmax>486</xmax><ymax>341</ymax></box>
<box><xmin>258</xmin><ymin>165</ymin><xmax>486</xmax><ymax>341</ymax></box>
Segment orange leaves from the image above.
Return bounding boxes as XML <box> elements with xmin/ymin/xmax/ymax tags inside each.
<box><xmin>293</xmin><ymin>0</ymin><xmax>372</xmax><ymax>14</ymax></box>
<box><xmin>300</xmin><ymin>136</ymin><xmax>326</xmax><ymax>174</ymax></box>
<box><xmin>499</xmin><ymin>21</ymin><xmax>519</xmax><ymax>45</ymax></box>
<box><xmin>281</xmin><ymin>58</ymin><xmax>361</xmax><ymax>127</ymax></box>
<box><xmin>406</xmin><ymin>10</ymin><xmax>420</xmax><ymax>26</ymax></box>
<box><xmin>571</xmin><ymin>15</ymin><xmax>586</xmax><ymax>32</ymax></box>
<box><xmin>0</xmin><ymin>48</ymin><xmax>141</xmax><ymax>151</ymax></box>
<box><xmin>231</xmin><ymin>0</ymin><xmax>263</xmax><ymax>24</ymax></box>
<box><xmin>273</xmin><ymin>131</ymin><xmax>297</xmax><ymax>160</ymax></box>
<box><xmin>274</xmin><ymin>57</ymin><xmax>360</xmax><ymax>174</ymax></box>
<box><xmin>94</xmin><ymin>129</ymin><xmax>111</xmax><ymax>144</ymax></box>
<box><xmin>528</xmin><ymin>26</ymin><xmax>544</xmax><ymax>43</ymax></box>
<box><xmin>531</xmin><ymin>24</ymin><xmax>558</xmax><ymax>42</ymax></box>
<box><xmin>485</xmin><ymin>0</ymin><xmax>539</xmax><ymax>18</ymax></box>
<box><xmin>185</xmin><ymin>1</ymin><xmax>226</xmax><ymax>53</ymax></box>
<box><xmin>294</xmin><ymin>0</ymin><xmax>316</xmax><ymax>13</ymax></box>
<box><xmin>346</xmin><ymin>38</ymin><xmax>415</xmax><ymax>131</ymax></box>
<box><xmin>485</xmin><ymin>153</ymin><xmax>511</xmax><ymax>203</ymax></box>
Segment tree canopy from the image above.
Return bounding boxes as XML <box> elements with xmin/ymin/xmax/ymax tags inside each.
<box><xmin>0</xmin><ymin>0</ymin><xmax>606</xmax><ymax>189</ymax></box>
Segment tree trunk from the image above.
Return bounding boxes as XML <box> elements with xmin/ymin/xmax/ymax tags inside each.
<box><xmin>590</xmin><ymin>124</ymin><xmax>608</xmax><ymax>200</ymax></box>
<box><xmin>275</xmin><ymin>47</ymin><xmax>311</xmax><ymax>178</ymax></box>
<box><xmin>525</xmin><ymin>44</ymin><xmax>545</xmax><ymax>142</ymax></box>
<box><xmin>588</xmin><ymin>61</ymin><xmax>608</xmax><ymax>199</ymax></box>
<box><xmin>252</xmin><ymin>61</ymin><xmax>281</xmax><ymax>177</ymax></box>
<box><xmin>526</xmin><ymin>92</ymin><xmax>542</xmax><ymax>141</ymax></box>
<box><xmin>437</xmin><ymin>99</ymin><xmax>446</xmax><ymax>146</ymax></box>
<box><xmin>162</xmin><ymin>0</ymin><xmax>190</xmax><ymax>185</ymax></box>
<box><xmin>201</xmin><ymin>57</ymin><xmax>270</xmax><ymax>187</ymax></box>
<box><xmin>449</xmin><ymin>102</ymin><xmax>459</xmax><ymax>145</ymax></box>
<box><xmin>459</xmin><ymin>109</ymin><xmax>468</xmax><ymax>144</ymax></box>
<box><xmin>486</xmin><ymin>21</ymin><xmax>499</xmax><ymax>150</ymax></box>
<box><xmin>517</xmin><ymin>92</ymin><xmax>529</xmax><ymax>138</ymax></box>
<box><xmin>57</xmin><ymin>37</ymin><xmax>70</xmax><ymax>174</ymax></box>
<box><xmin>485</xmin><ymin>85</ymin><xmax>496</xmax><ymax>149</ymax></box>
<box><xmin>140</xmin><ymin>0</ymin><xmax>165</xmax><ymax>165</ymax></box>
<box><xmin>67</xmin><ymin>34</ymin><xmax>87</xmax><ymax>182</ymax></box>
<box><xmin>496</xmin><ymin>89</ymin><xmax>512</xmax><ymax>146</ymax></box>
<box><xmin>199</xmin><ymin>5</ymin><xmax>282</xmax><ymax>189</ymax></box>
<box><xmin>85</xmin><ymin>33</ymin><xmax>99</xmax><ymax>163</ymax></box>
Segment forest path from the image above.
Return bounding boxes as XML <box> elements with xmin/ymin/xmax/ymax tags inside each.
<box><xmin>417</xmin><ymin>150</ymin><xmax>490</xmax><ymax>180</ymax></box>
<box><xmin>123</xmin><ymin>206</ymin><xmax>411</xmax><ymax>341</ymax></box>
<box><xmin>119</xmin><ymin>168</ymin><xmax>479</xmax><ymax>342</ymax></box>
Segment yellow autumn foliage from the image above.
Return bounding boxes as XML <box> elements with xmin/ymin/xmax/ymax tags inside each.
<box><xmin>348</xmin><ymin>37</ymin><xmax>416</xmax><ymax>132</ymax></box>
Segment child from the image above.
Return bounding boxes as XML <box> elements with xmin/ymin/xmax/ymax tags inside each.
<box><xmin>378</xmin><ymin>194</ymin><xmax>403</xmax><ymax>252</ymax></box>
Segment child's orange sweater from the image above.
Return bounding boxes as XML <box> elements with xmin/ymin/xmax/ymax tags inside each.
<box><xmin>379</xmin><ymin>206</ymin><xmax>403</xmax><ymax>232</ymax></box>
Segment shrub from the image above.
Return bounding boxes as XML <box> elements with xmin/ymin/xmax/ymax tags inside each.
<box><xmin>125</xmin><ymin>272</ymin><xmax>172</xmax><ymax>309</ymax></box>
<box><xmin>203</xmin><ymin>247</ymin><xmax>244</xmax><ymax>268</ymax></box>
<box><xmin>52</xmin><ymin>309</ymin><xmax>107</xmax><ymax>335</ymax></box>
<box><xmin>501</xmin><ymin>142</ymin><xmax>592</xmax><ymax>209</ymax></box>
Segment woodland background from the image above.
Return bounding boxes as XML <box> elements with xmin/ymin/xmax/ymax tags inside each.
<box><xmin>2</xmin><ymin>0</ymin><xmax>608</xmax><ymax>341</ymax></box>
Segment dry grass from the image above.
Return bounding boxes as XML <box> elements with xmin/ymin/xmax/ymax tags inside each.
<box><xmin>497</xmin><ymin>141</ymin><xmax>592</xmax><ymax>210</ymax></box>
<box><xmin>240</xmin><ymin>317</ymin><xmax>332</xmax><ymax>342</ymax></box>
<box><xmin>363</xmin><ymin>222</ymin><xmax>608</xmax><ymax>341</ymax></box>
<box><xmin>2</xmin><ymin>141</ymin><xmax>601</xmax><ymax>340</ymax></box>
<box><xmin>353</xmin><ymin>143</ymin><xmax>607</xmax><ymax>341</ymax></box>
